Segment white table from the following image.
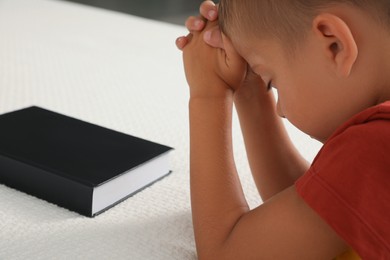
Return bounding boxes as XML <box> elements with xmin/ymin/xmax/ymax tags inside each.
<box><xmin>0</xmin><ymin>0</ymin><xmax>322</xmax><ymax>259</ymax></box>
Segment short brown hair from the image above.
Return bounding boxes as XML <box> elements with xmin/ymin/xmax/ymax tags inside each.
<box><xmin>219</xmin><ymin>0</ymin><xmax>390</xmax><ymax>52</ymax></box>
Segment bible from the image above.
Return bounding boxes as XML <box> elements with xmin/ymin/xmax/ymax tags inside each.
<box><xmin>0</xmin><ymin>106</ymin><xmax>173</xmax><ymax>217</ymax></box>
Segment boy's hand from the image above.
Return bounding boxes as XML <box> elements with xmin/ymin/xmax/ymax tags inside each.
<box><xmin>178</xmin><ymin>1</ymin><xmax>266</xmax><ymax>99</ymax></box>
<box><xmin>176</xmin><ymin>1</ymin><xmax>222</xmax><ymax>50</ymax></box>
<box><xmin>178</xmin><ymin>0</ymin><xmax>247</xmax><ymax>96</ymax></box>
<box><xmin>182</xmin><ymin>21</ymin><xmax>247</xmax><ymax>99</ymax></box>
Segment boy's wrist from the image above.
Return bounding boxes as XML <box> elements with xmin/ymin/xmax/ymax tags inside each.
<box><xmin>189</xmin><ymin>89</ymin><xmax>234</xmax><ymax>105</ymax></box>
<box><xmin>187</xmin><ymin>75</ymin><xmax>234</xmax><ymax>100</ymax></box>
<box><xmin>190</xmin><ymin>86</ymin><xmax>233</xmax><ymax>101</ymax></box>
<box><xmin>234</xmin><ymin>79</ymin><xmax>270</xmax><ymax>103</ymax></box>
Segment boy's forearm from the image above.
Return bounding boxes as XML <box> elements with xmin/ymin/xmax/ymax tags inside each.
<box><xmin>189</xmin><ymin>96</ymin><xmax>249</xmax><ymax>257</ymax></box>
<box><xmin>234</xmin><ymin>90</ymin><xmax>309</xmax><ymax>201</ymax></box>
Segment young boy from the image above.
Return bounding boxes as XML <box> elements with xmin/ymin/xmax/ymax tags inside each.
<box><xmin>176</xmin><ymin>1</ymin><xmax>390</xmax><ymax>259</ymax></box>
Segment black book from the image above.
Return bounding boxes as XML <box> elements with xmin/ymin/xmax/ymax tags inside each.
<box><xmin>0</xmin><ymin>106</ymin><xmax>173</xmax><ymax>217</ymax></box>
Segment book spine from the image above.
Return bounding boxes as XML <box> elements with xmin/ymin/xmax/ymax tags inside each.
<box><xmin>0</xmin><ymin>153</ymin><xmax>93</xmax><ymax>217</ymax></box>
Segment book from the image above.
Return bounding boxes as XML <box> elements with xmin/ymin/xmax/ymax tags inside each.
<box><xmin>0</xmin><ymin>106</ymin><xmax>173</xmax><ymax>217</ymax></box>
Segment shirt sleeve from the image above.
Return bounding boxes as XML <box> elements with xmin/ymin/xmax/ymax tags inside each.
<box><xmin>295</xmin><ymin>120</ymin><xmax>390</xmax><ymax>260</ymax></box>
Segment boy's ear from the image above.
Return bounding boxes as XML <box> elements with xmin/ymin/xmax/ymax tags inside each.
<box><xmin>312</xmin><ymin>13</ymin><xmax>358</xmax><ymax>77</ymax></box>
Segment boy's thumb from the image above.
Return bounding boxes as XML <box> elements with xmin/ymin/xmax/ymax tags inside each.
<box><xmin>203</xmin><ymin>26</ymin><xmax>224</xmax><ymax>50</ymax></box>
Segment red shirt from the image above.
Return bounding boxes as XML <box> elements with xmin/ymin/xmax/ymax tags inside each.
<box><xmin>296</xmin><ymin>101</ymin><xmax>390</xmax><ymax>259</ymax></box>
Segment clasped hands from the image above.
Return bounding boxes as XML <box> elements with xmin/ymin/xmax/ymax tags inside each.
<box><xmin>176</xmin><ymin>1</ymin><xmax>264</xmax><ymax>99</ymax></box>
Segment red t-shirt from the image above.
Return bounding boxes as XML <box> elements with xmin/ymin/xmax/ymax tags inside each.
<box><xmin>296</xmin><ymin>101</ymin><xmax>390</xmax><ymax>259</ymax></box>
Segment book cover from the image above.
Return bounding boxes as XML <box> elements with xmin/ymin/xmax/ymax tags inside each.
<box><xmin>0</xmin><ymin>106</ymin><xmax>173</xmax><ymax>217</ymax></box>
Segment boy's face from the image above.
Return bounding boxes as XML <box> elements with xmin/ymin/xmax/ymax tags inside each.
<box><xmin>233</xmin><ymin>36</ymin><xmax>357</xmax><ymax>143</ymax></box>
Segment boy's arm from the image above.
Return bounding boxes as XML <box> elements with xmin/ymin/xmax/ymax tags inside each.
<box><xmin>183</xmin><ymin>21</ymin><xmax>348</xmax><ymax>259</ymax></box>
<box><xmin>234</xmin><ymin>77</ymin><xmax>310</xmax><ymax>201</ymax></box>
<box><xmin>183</xmin><ymin>20</ymin><xmax>249</xmax><ymax>254</ymax></box>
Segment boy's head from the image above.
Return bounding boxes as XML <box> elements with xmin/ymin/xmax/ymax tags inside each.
<box><xmin>219</xmin><ymin>0</ymin><xmax>390</xmax><ymax>53</ymax></box>
<box><xmin>217</xmin><ymin>0</ymin><xmax>390</xmax><ymax>142</ymax></box>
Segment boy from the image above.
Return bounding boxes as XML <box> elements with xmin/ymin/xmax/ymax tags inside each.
<box><xmin>176</xmin><ymin>1</ymin><xmax>390</xmax><ymax>259</ymax></box>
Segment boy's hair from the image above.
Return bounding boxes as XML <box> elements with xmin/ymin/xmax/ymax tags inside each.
<box><xmin>219</xmin><ymin>0</ymin><xmax>390</xmax><ymax>53</ymax></box>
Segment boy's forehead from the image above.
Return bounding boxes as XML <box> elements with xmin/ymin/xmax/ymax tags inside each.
<box><xmin>229</xmin><ymin>36</ymin><xmax>253</xmax><ymax>57</ymax></box>
<box><xmin>230</xmin><ymin>36</ymin><xmax>273</xmax><ymax>66</ymax></box>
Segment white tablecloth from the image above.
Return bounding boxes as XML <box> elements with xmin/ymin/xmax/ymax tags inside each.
<box><xmin>0</xmin><ymin>0</ymin><xmax>322</xmax><ymax>259</ymax></box>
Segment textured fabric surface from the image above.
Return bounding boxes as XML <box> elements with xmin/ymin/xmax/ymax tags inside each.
<box><xmin>0</xmin><ymin>0</ymin><xmax>322</xmax><ymax>259</ymax></box>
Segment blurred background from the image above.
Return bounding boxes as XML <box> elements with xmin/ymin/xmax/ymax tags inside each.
<box><xmin>62</xmin><ymin>0</ymin><xmax>206</xmax><ymax>25</ymax></box>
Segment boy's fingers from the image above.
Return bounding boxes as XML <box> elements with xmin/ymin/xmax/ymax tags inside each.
<box><xmin>183</xmin><ymin>1</ymin><xmax>218</xmax><ymax>35</ymax></box>
<box><xmin>185</xmin><ymin>16</ymin><xmax>206</xmax><ymax>32</ymax></box>
<box><xmin>200</xmin><ymin>1</ymin><xmax>218</xmax><ymax>21</ymax></box>
<box><xmin>176</xmin><ymin>36</ymin><xmax>189</xmax><ymax>50</ymax></box>
<box><xmin>203</xmin><ymin>26</ymin><xmax>224</xmax><ymax>49</ymax></box>
<box><xmin>176</xmin><ymin>33</ymin><xmax>194</xmax><ymax>50</ymax></box>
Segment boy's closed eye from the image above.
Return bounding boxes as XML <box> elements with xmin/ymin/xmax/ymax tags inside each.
<box><xmin>249</xmin><ymin>65</ymin><xmax>273</xmax><ymax>91</ymax></box>
<box><xmin>267</xmin><ymin>81</ymin><xmax>273</xmax><ymax>91</ymax></box>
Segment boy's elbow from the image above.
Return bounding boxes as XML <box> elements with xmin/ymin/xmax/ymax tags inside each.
<box><xmin>196</xmin><ymin>242</ymin><xmax>238</xmax><ymax>260</ymax></box>
<box><xmin>195</xmin><ymin>210</ymin><xmax>250</xmax><ymax>259</ymax></box>
<box><xmin>197</xmin><ymin>249</ymin><xmax>228</xmax><ymax>260</ymax></box>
